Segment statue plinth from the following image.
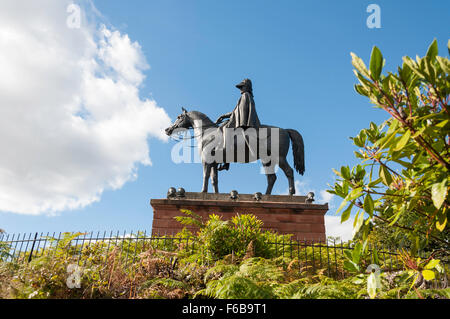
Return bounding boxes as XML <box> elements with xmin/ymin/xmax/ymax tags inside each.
<box><xmin>150</xmin><ymin>192</ymin><xmax>328</xmax><ymax>241</ymax></box>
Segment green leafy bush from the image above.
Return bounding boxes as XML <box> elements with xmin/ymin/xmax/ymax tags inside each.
<box><xmin>0</xmin><ymin>229</ymin><xmax>447</xmax><ymax>299</ymax></box>
<box><xmin>329</xmin><ymin>39</ymin><xmax>449</xmax><ymax>254</ymax></box>
<box><xmin>175</xmin><ymin>211</ymin><xmax>292</xmax><ymax>261</ymax></box>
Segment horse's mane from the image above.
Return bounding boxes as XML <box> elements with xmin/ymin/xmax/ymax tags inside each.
<box><xmin>188</xmin><ymin>111</ymin><xmax>216</xmax><ymax>127</ymax></box>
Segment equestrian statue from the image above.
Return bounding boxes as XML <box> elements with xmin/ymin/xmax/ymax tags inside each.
<box><xmin>165</xmin><ymin>78</ymin><xmax>304</xmax><ymax>195</ymax></box>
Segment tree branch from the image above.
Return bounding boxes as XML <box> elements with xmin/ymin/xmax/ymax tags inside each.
<box><xmin>373</xmin><ymin>214</ymin><xmax>449</xmax><ymax>247</ymax></box>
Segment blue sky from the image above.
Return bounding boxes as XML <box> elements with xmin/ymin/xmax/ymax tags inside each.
<box><xmin>0</xmin><ymin>0</ymin><xmax>449</xmax><ymax>237</ymax></box>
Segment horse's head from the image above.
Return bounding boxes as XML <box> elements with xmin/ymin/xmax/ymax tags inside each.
<box><xmin>165</xmin><ymin>107</ymin><xmax>192</xmax><ymax>136</ymax></box>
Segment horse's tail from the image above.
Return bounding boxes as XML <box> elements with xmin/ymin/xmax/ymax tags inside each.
<box><xmin>286</xmin><ymin>129</ymin><xmax>305</xmax><ymax>175</ymax></box>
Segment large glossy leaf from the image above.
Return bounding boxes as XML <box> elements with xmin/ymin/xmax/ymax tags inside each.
<box><xmin>341</xmin><ymin>202</ymin><xmax>354</xmax><ymax>223</ymax></box>
<box><xmin>379</xmin><ymin>165</ymin><xmax>393</xmax><ymax>186</ymax></box>
<box><xmin>344</xmin><ymin>249</ymin><xmax>353</xmax><ymax>260</ymax></box>
<box><xmin>335</xmin><ymin>199</ymin><xmax>348</xmax><ymax>215</ymax></box>
<box><xmin>424</xmin><ymin>259</ymin><xmax>440</xmax><ymax>270</ymax></box>
<box><xmin>352</xmin><ymin>242</ymin><xmax>363</xmax><ymax>263</ymax></box>
<box><xmin>363</xmin><ymin>194</ymin><xmax>374</xmax><ymax>216</ymax></box>
<box><xmin>367</xmin><ymin>272</ymin><xmax>378</xmax><ymax>299</ymax></box>
<box><xmin>426</xmin><ymin>39</ymin><xmax>438</xmax><ymax>60</ymax></box>
<box><xmin>436</xmin><ymin>210</ymin><xmax>447</xmax><ymax>232</ymax></box>
<box><xmin>351</xmin><ymin>52</ymin><xmax>370</xmax><ymax>78</ymax></box>
<box><xmin>347</xmin><ymin>187</ymin><xmax>363</xmax><ymax>201</ymax></box>
<box><xmin>341</xmin><ymin>166</ymin><xmax>351</xmax><ymax>180</ymax></box>
<box><xmin>393</xmin><ymin>130</ymin><xmax>411</xmax><ymax>151</ymax></box>
<box><xmin>431</xmin><ymin>179</ymin><xmax>447</xmax><ymax>209</ymax></box>
<box><xmin>344</xmin><ymin>260</ymin><xmax>360</xmax><ymax>273</ymax></box>
<box><xmin>369</xmin><ymin>46</ymin><xmax>383</xmax><ymax>80</ymax></box>
<box><xmin>352</xmin><ymin>212</ymin><xmax>364</xmax><ymax>238</ymax></box>
<box><xmin>372</xmin><ymin>248</ymin><xmax>380</xmax><ymax>265</ymax></box>
<box><xmin>422</xmin><ymin>269</ymin><xmax>435</xmax><ymax>281</ymax></box>
<box><xmin>436</xmin><ymin>56</ymin><xmax>450</xmax><ymax>74</ymax></box>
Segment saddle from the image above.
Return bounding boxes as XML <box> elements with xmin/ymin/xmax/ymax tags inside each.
<box><xmin>203</xmin><ymin>125</ymin><xmax>269</xmax><ymax>163</ymax></box>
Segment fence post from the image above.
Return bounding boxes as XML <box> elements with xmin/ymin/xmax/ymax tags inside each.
<box><xmin>27</xmin><ymin>232</ymin><xmax>38</xmax><ymax>263</ymax></box>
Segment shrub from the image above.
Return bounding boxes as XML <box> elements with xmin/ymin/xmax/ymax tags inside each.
<box><xmin>175</xmin><ymin>211</ymin><xmax>293</xmax><ymax>261</ymax></box>
<box><xmin>329</xmin><ymin>39</ymin><xmax>449</xmax><ymax>254</ymax></box>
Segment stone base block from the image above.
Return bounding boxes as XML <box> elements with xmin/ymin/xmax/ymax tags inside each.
<box><xmin>150</xmin><ymin>192</ymin><xmax>328</xmax><ymax>242</ymax></box>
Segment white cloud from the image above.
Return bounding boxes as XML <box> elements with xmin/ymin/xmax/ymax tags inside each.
<box><xmin>319</xmin><ymin>189</ymin><xmax>334</xmax><ymax>204</ymax></box>
<box><xmin>0</xmin><ymin>0</ymin><xmax>171</xmax><ymax>215</ymax></box>
<box><xmin>324</xmin><ymin>215</ymin><xmax>354</xmax><ymax>242</ymax></box>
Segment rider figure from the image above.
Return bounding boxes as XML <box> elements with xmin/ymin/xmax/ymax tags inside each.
<box><xmin>215</xmin><ymin>78</ymin><xmax>261</xmax><ymax>171</ymax></box>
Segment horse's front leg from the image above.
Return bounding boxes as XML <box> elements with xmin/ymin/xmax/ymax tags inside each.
<box><xmin>210</xmin><ymin>164</ymin><xmax>219</xmax><ymax>193</ymax></box>
<box><xmin>201</xmin><ymin>163</ymin><xmax>212</xmax><ymax>193</ymax></box>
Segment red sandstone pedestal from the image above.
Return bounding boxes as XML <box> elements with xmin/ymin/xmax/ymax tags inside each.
<box><xmin>150</xmin><ymin>192</ymin><xmax>328</xmax><ymax>241</ymax></box>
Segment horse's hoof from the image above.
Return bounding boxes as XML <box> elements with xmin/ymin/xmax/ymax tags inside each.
<box><xmin>289</xmin><ymin>187</ymin><xmax>295</xmax><ymax>195</ymax></box>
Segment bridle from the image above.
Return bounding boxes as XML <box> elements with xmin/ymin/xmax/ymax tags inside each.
<box><xmin>168</xmin><ymin>113</ymin><xmax>220</xmax><ymax>143</ymax></box>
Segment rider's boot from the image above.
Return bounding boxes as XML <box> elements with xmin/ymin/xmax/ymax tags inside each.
<box><xmin>218</xmin><ymin>163</ymin><xmax>230</xmax><ymax>171</ymax></box>
<box><xmin>217</xmin><ymin>126</ymin><xmax>230</xmax><ymax>171</ymax></box>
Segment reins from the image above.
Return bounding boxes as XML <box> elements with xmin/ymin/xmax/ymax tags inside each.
<box><xmin>168</xmin><ymin>116</ymin><xmax>224</xmax><ymax>146</ymax></box>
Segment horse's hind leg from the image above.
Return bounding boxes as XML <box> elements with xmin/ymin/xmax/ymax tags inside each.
<box><xmin>262</xmin><ymin>161</ymin><xmax>277</xmax><ymax>195</ymax></box>
<box><xmin>279</xmin><ymin>157</ymin><xmax>295</xmax><ymax>195</ymax></box>
<box><xmin>210</xmin><ymin>164</ymin><xmax>219</xmax><ymax>193</ymax></box>
<box><xmin>265</xmin><ymin>173</ymin><xmax>277</xmax><ymax>195</ymax></box>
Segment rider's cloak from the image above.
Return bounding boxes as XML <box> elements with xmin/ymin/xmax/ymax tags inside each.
<box><xmin>225</xmin><ymin>91</ymin><xmax>261</xmax><ymax>129</ymax></box>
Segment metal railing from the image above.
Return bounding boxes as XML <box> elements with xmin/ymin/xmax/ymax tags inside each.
<box><xmin>0</xmin><ymin>231</ymin><xmax>448</xmax><ymax>286</ymax></box>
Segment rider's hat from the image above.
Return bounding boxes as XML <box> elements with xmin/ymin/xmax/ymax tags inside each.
<box><xmin>236</xmin><ymin>78</ymin><xmax>252</xmax><ymax>91</ymax></box>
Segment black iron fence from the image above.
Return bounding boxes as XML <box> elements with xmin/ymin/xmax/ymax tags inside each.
<box><xmin>0</xmin><ymin>231</ymin><xmax>448</xmax><ymax>286</ymax></box>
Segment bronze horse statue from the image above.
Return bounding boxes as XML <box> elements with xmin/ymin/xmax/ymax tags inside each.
<box><xmin>165</xmin><ymin>108</ymin><xmax>304</xmax><ymax>195</ymax></box>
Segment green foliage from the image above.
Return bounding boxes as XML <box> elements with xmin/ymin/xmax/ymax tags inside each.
<box><xmin>196</xmin><ymin>257</ymin><xmax>283</xmax><ymax>299</ymax></box>
<box><xmin>174</xmin><ymin>211</ymin><xmax>292</xmax><ymax>261</ymax></box>
<box><xmin>0</xmin><ymin>241</ymin><xmax>11</xmax><ymax>261</ymax></box>
<box><xmin>343</xmin><ymin>242</ymin><xmax>364</xmax><ymax>273</ymax></box>
<box><xmin>0</xmin><ymin>232</ymin><xmax>194</xmax><ymax>299</ymax></box>
<box><xmin>290</xmin><ymin>277</ymin><xmax>364</xmax><ymax>299</ymax></box>
<box><xmin>329</xmin><ymin>39</ymin><xmax>450</xmax><ymax>253</ymax></box>
<box><xmin>199</xmin><ymin>274</ymin><xmax>275</xmax><ymax>299</ymax></box>
<box><xmin>0</xmin><ymin>230</ymin><xmax>447</xmax><ymax>299</ymax></box>
<box><xmin>3</xmin><ymin>39</ymin><xmax>450</xmax><ymax>299</ymax></box>
<box><xmin>141</xmin><ymin>277</ymin><xmax>188</xmax><ymax>290</ymax></box>
<box><xmin>204</xmin><ymin>263</ymin><xmax>239</xmax><ymax>283</ymax></box>
<box><xmin>396</xmin><ymin>249</ymin><xmax>445</xmax><ymax>294</ymax></box>
<box><xmin>404</xmin><ymin>288</ymin><xmax>450</xmax><ymax>299</ymax></box>
<box><xmin>174</xmin><ymin>209</ymin><xmax>205</xmax><ymax>229</ymax></box>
